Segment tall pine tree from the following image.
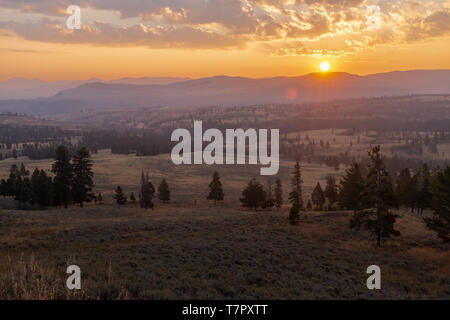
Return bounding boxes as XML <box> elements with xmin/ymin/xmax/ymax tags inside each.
<box><xmin>338</xmin><ymin>163</ymin><xmax>366</xmax><ymax>215</ymax></box>
<box><xmin>350</xmin><ymin>146</ymin><xmax>400</xmax><ymax>247</ymax></box>
<box><xmin>288</xmin><ymin>161</ymin><xmax>303</xmax><ymax>224</ymax></box>
<box><xmin>274</xmin><ymin>178</ymin><xmax>283</xmax><ymax>210</ymax></box>
<box><xmin>424</xmin><ymin>166</ymin><xmax>450</xmax><ymax>242</ymax></box>
<box><xmin>52</xmin><ymin>146</ymin><xmax>73</xmax><ymax>208</ymax></box>
<box><xmin>139</xmin><ymin>171</ymin><xmax>154</xmax><ymax>210</ymax></box>
<box><xmin>72</xmin><ymin>147</ymin><xmax>94</xmax><ymax>207</ymax></box>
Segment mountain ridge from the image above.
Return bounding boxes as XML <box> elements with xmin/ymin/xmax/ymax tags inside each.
<box><xmin>0</xmin><ymin>70</ymin><xmax>449</xmax><ymax>116</ymax></box>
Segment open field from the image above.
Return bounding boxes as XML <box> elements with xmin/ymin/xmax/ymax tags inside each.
<box><xmin>0</xmin><ymin>149</ymin><xmax>347</xmax><ymax>204</ymax></box>
<box><xmin>0</xmin><ymin>151</ymin><xmax>449</xmax><ymax>299</ymax></box>
<box><xmin>0</xmin><ymin>203</ymin><xmax>448</xmax><ymax>299</ymax></box>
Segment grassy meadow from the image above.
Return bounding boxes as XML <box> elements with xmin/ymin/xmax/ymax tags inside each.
<box><xmin>0</xmin><ymin>150</ymin><xmax>448</xmax><ymax>299</ymax></box>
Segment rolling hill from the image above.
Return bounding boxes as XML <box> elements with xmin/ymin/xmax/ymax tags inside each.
<box><xmin>0</xmin><ymin>70</ymin><xmax>449</xmax><ymax>116</ymax></box>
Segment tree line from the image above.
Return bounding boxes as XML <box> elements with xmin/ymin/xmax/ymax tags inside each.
<box><xmin>236</xmin><ymin>146</ymin><xmax>450</xmax><ymax>247</ymax></box>
<box><xmin>0</xmin><ymin>146</ymin><xmax>94</xmax><ymax>208</ymax></box>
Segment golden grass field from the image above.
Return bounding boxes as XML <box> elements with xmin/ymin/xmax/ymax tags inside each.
<box><xmin>0</xmin><ymin>150</ymin><xmax>449</xmax><ymax>299</ymax></box>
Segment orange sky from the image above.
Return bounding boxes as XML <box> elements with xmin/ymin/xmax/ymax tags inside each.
<box><xmin>1</xmin><ymin>1</ymin><xmax>450</xmax><ymax>80</ymax></box>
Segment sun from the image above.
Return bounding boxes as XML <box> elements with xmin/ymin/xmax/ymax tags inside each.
<box><xmin>319</xmin><ymin>61</ymin><xmax>331</xmax><ymax>72</ymax></box>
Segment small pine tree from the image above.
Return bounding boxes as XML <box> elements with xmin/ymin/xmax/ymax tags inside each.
<box><xmin>139</xmin><ymin>171</ymin><xmax>154</xmax><ymax>210</ymax></box>
<box><xmin>207</xmin><ymin>171</ymin><xmax>224</xmax><ymax>205</ymax></box>
<box><xmin>158</xmin><ymin>179</ymin><xmax>170</xmax><ymax>203</ymax></box>
<box><xmin>324</xmin><ymin>175</ymin><xmax>338</xmax><ymax>210</ymax></box>
<box><xmin>416</xmin><ymin>164</ymin><xmax>432</xmax><ymax>214</ymax></box>
<box><xmin>311</xmin><ymin>183</ymin><xmax>325</xmax><ymax>211</ymax></box>
<box><xmin>424</xmin><ymin>166</ymin><xmax>450</xmax><ymax>242</ymax></box>
<box><xmin>240</xmin><ymin>178</ymin><xmax>266</xmax><ymax>211</ymax></box>
<box><xmin>129</xmin><ymin>192</ymin><xmax>136</xmax><ymax>203</ymax></box>
<box><xmin>274</xmin><ymin>178</ymin><xmax>283</xmax><ymax>209</ymax></box>
<box><xmin>263</xmin><ymin>179</ymin><xmax>275</xmax><ymax>209</ymax></box>
<box><xmin>114</xmin><ymin>186</ymin><xmax>127</xmax><ymax>207</ymax></box>
<box><xmin>97</xmin><ymin>192</ymin><xmax>103</xmax><ymax>204</ymax></box>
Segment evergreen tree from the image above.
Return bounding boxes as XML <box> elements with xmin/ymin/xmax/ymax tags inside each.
<box><xmin>416</xmin><ymin>164</ymin><xmax>432</xmax><ymax>214</ymax></box>
<box><xmin>139</xmin><ymin>171</ymin><xmax>154</xmax><ymax>210</ymax></box>
<box><xmin>30</xmin><ymin>168</ymin><xmax>53</xmax><ymax>208</ymax></box>
<box><xmin>324</xmin><ymin>175</ymin><xmax>338</xmax><ymax>210</ymax></box>
<box><xmin>15</xmin><ymin>176</ymin><xmax>32</xmax><ymax>204</ymax></box>
<box><xmin>240</xmin><ymin>178</ymin><xmax>266</xmax><ymax>210</ymax></box>
<box><xmin>338</xmin><ymin>163</ymin><xmax>366</xmax><ymax>215</ymax></box>
<box><xmin>52</xmin><ymin>146</ymin><xmax>73</xmax><ymax>208</ymax></box>
<box><xmin>19</xmin><ymin>163</ymin><xmax>29</xmax><ymax>176</ymax></box>
<box><xmin>129</xmin><ymin>192</ymin><xmax>136</xmax><ymax>203</ymax></box>
<box><xmin>396</xmin><ymin>168</ymin><xmax>417</xmax><ymax>211</ymax></box>
<box><xmin>114</xmin><ymin>186</ymin><xmax>127</xmax><ymax>207</ymax></box>
<box><xmin>288</xmin><ymin>161</ymin><xmax>304</xmax><ymax>210</ymax></box>
<box><xmin>424</xmin><ymin>166</ymin><xmax>450</xmax><ymax>242</ymax></box>
<box><xmin>72</xmin><ymin>147</ymin><xmax>94</xmax><ymax>207</ymax></box>
<box><xmin>306</xmin><ymin>199</ymin><xmax>312</xmax><ymax>210</ymax></box>
<box><xmin>97</xmin><ymin>192</ymin><xmax>103</xmax><ymax>204</ymax></box>
<box><xmin>206</xmin><ymin>171</ymin><xmax>224</xmax><ymax>204</ymax></box>
<box><xmin>158</xmin><ymin>179</ymin><xmax>171</xmax><ymax>203</ymax></box>
<box><xmin>288</xmin><ymin>162</ymin><xmax>303</xmax><ymax>224</ymax></box>
<box><xmin>350</xmin><ymin>146</ymin><xmax>400</xmax><ymax>247</ymax></box>
<box><xmin>274</xmin><ymin>178</ymin><xmax>283</xmax><ymax>209</ymax></box>
<box><xmin>263</xmin><ymin>179</ymin><xmax>275</xmax><ymax>209</ymax></box>
<box><xmin>311</xmin><ymin>183</ymin><xmax>325</xmax><ymax>211</ymax></box>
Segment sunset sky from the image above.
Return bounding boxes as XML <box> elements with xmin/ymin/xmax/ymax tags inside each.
<box><xmin>1</xmin><ymin>0</ymin><xmax>449</xmax><ymax>80</ymax></box>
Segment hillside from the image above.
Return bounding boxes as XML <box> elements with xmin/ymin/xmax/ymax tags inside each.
<box><xmin>1</xmin><ymin>70</ymin><xmax>449</xmax><ymax>116</ymax></box>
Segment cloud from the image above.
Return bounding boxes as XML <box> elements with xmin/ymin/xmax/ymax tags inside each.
<box><xmin>0</xmin><ymin>0</ymin><xmax>449</xmax><ymax>53</ymax></box>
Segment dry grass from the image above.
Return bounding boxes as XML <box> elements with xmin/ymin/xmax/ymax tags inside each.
<box><xmin>0</xmin><ymin>203</ymin><xmax>448</xmax><ymax>300</ymax></box>
<box><xmin>0</xmin><ymin>151</ymin><xmax>448</xmax><ymax>300</ymax></box>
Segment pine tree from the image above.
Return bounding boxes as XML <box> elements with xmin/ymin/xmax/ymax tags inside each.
<box><xmin>416</xmin><ymin>164</ymin><xmax>432</xmax><ymax>214</ymax></box>
<box><xmin>338</xmin><ymin>163</ymin><xmax>366</xmax><ymax>215</ymax></box>
<box><xmin>139</xmin><ymin>171</ymin><xmax>154</xmax><ymax>210</ymax></box>
<box><xmin>350</xmin><ymin>146</ymin><xmax>400</xmax><ymax>247</ymax></box>
<box><xmin>97</xmin><ymin>192</ymin><xmax>103</xmax><ymax>204</ymax></box>
<box><xmin>306</xmin><ymin>199</ymin><xmax>312</xmax><ymax>210</ymax></box>
<box><xmin>19</xmin><ymin>163</ymin><xmax>29</xmax><ymax>176</ymax></box>
<box><xmin>396</xmin><ymin>168</ymin><xmax>417</xmax><ymax>211</ymax></box>
<box><xmin>263</xmin><ymin>179</ymin><xmax>275</xmax><ymax>209</ymax></box>
<box><xmin>207</xmin><ymin>171</ymin><xmax>224</xmax><ymax>204</ymax></box>
<box><xmin>424</xmin><ymin>166</ymin><xmax>450</xmax><ymax>242</ymax></box>
<box><xmin>274</xmin><ymin>178</ymin><xmax>283</xmax><ymax>210</ymax></box>
<box><xmin>31</xmin><ymin>168</ymin><xmax>53</xmax><ymax>208</ymax></box>
<box><xmin>14</xmin><ymin>173</ymin><xmax>32</xmax><ymax>206</ymax></box>
<box><xmin>158</xmin><ymin>179</ymin><xmax>171</xmax><ymax>203</ymax></box>
<box><xmin>114</xmin><ymin>186</ymin><xmax>127</xmax><ymax>207</ymax></box>
<box><xmin>324</xmin><ymin>175</ymin><xmax>338</xmax><ymax>210</ymax></box>
<box><xmin>129</xmin><ymin>192</ymin><xmax>136</xmax><ymax>203</ymax></box>
<box><xmin>52</xmin><ymin>146</ymin><xmax>73</xmax><ymax>208</ymax></box>
<box><xmin>72</xmin><ymin>147</ymin><xmax>94</xmax><ymax>207</ymax></box>
<box><xmin>311</xmin><ymin>183</ymin><xmax>325</xmax><ymax>211</ymax></box>
<box><xmin>240</xmin><ymin>178</ymin><xmax>266</xmax><ymax>211</ymax></box>
<box><xmin>289</xmin><ymin>161</ymin><xmax>303</xmax><ymax>210</ymax></box>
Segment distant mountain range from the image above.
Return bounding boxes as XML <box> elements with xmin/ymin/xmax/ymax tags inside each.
<box><xmin>0</xmin><ymin>77</ymin><xmax>190</xmax><ymax>100</ymax></box>
<box><xmin>0</xmin><ymin>70</ymin><xmax>449</xmax><ymax>116</ymax></box>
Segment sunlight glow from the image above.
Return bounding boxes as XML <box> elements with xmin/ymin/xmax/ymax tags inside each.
<box><xmin>319</xmin><ymin>62</ymin><xmax>331</xmax><ymax>72</ymax></box>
